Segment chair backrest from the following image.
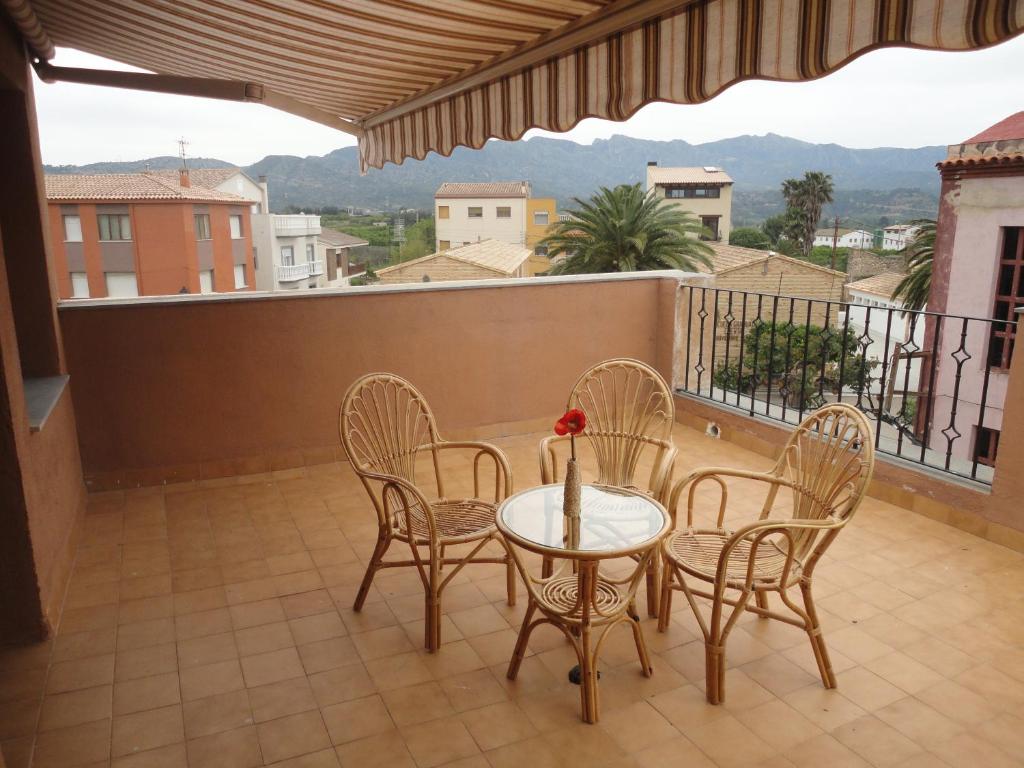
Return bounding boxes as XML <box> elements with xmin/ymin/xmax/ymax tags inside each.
<box><xmin>568</xmin><ymin>358</ymin><xmax>675</xmax><ymax>492</ymax></box>
<box><xmin>339</xmin><ymin>373</ymin><xmax>439</xmax><ymax>485</ymax></box>
<box><xmin>774</xmin><ymin>404</ymin><xmax>875</xmax><ymax>556</ymax></box>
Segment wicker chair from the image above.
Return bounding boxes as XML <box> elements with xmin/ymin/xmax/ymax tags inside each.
<box><xmin>658</xmin><ymin>404</ymin><xmax>875</xmax><ymax>704</ymax></box>
<box><xmin>540</xmin><ymin>358</ymin><xmax>677</xmax><ymax>615</ymax></box>
<box><xmin>339</xmin><ymin>373</ymin><xmax>516</xmax><ymax>652</ymax></box>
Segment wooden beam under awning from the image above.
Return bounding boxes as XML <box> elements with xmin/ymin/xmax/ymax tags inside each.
<box><xmin>32</xmin><ymin>62</ymin><xmax>364</xmax><ymax>138</ymax></box>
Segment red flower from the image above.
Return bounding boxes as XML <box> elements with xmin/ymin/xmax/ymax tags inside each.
<box><xmin>554</xmin><ymin>408</ymin><xmax>587</xmax><ymax>436</ymax></box>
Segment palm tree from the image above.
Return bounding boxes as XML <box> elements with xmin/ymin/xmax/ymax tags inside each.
<box><xmin>781</xmin><ymin>172</ymin><xmax>834</xmax><ymax>258</ymax></box>
<box><xmin>541</xmin><ymin>184</ymin><xmax>713</xmax><ymax>275</ymax></box>
<box><xmin>892</xmin><ymin>220</ymin><xmax>936</xmax><ymax>312</ymax></box>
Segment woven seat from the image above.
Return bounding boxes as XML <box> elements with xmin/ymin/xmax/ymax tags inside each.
<box><xmin>659</xmin><ymin>404</ymin><xmax>875</xmax><ymax>705</ymax></box>
<box><xmin>340</xmin><ymin>373</ymin><xmax>516</xmax><ymax>651</ymax></box>
<box><xmin>396</xmin><ymin>499</ymin><xmax>498</xmax><ymax>543</ymax></box>
<box><xmin>666</xmin><ymin>528</ymin><xmax>799</xmax><ymax>586</ymax></box>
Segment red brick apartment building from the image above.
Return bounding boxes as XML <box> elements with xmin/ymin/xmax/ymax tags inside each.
<box><xmin>46</xmin><ymin>170</ymin><xmax>255</xmax><ymax>298</ymax></box>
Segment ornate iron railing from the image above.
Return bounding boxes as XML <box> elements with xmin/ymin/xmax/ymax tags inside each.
<box><xmin>677</xmin><ymin>285</ymin><xmax>1015</xmax><ymax>486</ymax></box>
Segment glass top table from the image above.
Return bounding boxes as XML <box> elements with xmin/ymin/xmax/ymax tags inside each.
<box><xmin>497</xmin><ymin>483</ymin><xmax>669</xmax><ymax>557</ymax></box>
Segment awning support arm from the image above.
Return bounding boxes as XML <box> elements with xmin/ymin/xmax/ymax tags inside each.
<box><xmin>32</xmin><ymin>61</ymin><xmax>364</xmax><ymax>138</ymax></box>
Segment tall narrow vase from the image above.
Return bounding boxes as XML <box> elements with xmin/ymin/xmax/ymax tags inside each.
<box><xmin>563</xmin><ymin>457</ymin><xmax>581</xmax><ymax>519</ymax></box>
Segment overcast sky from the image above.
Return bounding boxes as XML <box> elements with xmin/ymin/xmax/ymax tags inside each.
<box><xmin>34</xmin><ymin>37</ymin><xmax>1024</xmax><ymax>168</ymax></box>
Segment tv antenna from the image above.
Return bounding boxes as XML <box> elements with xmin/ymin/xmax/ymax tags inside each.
<box><xmin>177</xmin><ymin>137</ymin><xmax>190</xmax><ymax>169</ymax></box>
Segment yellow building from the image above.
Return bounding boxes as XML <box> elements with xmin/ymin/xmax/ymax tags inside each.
<box><xmin>646</xmin><ymin>163</ymin><xmax>734</xmax><ymax>242</ymax></box>
<box><xmin>525</xmin><ymin>197</ymin><xmax>558</xmax><ymax>274</ymax></box>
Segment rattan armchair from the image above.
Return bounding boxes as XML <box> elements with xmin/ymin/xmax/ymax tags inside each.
<box><xmin>339</xmin><ymin>373</ymin><xmax>516</xmax><ymax>652</ymax></box>
<box><xmin>540</xmin><ymin>358</ymin><xmax>677</xmax><ymax>615</ymax></box>
<box><xmin>658</xmin><ymin>404</ymin><xmax>875</xmax><ymax>704</ymax></box>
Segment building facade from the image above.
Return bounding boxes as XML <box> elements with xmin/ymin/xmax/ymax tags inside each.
<box><xmin>927</xmin><ymin>112</ymin><xmax>1024</xmax><ymax>467</ymax></box>
<box><xmin>375</xmin><ymin>239</ymin><xmax>530</xmax><ymax>284</ymax></box>
<box><xmin>434</xmin><ymin>181</ymin><xmax>556</xmax><ymax>275</ymax></box>
<box><xmin>646</xmin><ymin>163</ymin><xmax>733</xmax><ymax>242</ymax></box>
<box><xmin>46</xmin><ymin>171</ymin><xmax>254</xmax><ymax>298</ymax></box>
<box><xmin>813</xmin><ymin>228</ymin><xmax>875</xmax><ymax>249</ymax></box>
<box><xmin>881</xmin><ymin>223</ymin><xmax>922</xmax><ymax>250</ymax></box>
<box><xmin>318</xmin><ymin>228</ymin><xmax>369</xmax><ymax>286</ymax></box>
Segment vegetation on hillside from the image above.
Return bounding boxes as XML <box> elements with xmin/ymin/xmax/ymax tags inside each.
<box><xmin>541</xmin><ymin>184</ymin><xmax>713</xmax><ymax>275</ymax></box>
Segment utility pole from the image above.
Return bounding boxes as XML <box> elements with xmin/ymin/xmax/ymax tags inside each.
<box><xmin>830</xmin><ymin>216</ymin><xmax>840</xmax><ymax>271</ymax></box>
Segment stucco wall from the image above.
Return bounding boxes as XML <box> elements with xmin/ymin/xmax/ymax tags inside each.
<box><xmin>436</xmin><ymin>197</ymin><xmax>527</xmax><ymax>249</ymax></box>
<box><xmin>59</xmin><ymin>275</ymin><xmax>679</xmax><ymax>488</ymax></box>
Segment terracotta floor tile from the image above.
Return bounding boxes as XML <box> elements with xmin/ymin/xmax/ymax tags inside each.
<box><xmin>298</xmin><ymin>636</ymin><xmax>360</xmax><ymax>675</ymax></box>
<box><xmin>32</xmin><ymin>719</ymin><xmax>112</xmax><ymax>768</ymax></box>
<box><xmin>117</xmin><ymin>618</ymin><xmax>175</xmax><ymax>652</ymax></box>
<box><xmin>308</xmin><ymin>664</ymin><xmax>377</xmax><ymax>708</ymax></box>
<box><xmin>595</xmin><ymin>700</ymin><xmax>678</xmax><ymax>753</ymax></box>
<box><xmin>230</xmin><ymin>598</ymin><xmax>287</xmax><ymax>630</ymax></box>
<box><xmin>782</xmin><ymin>685</ymin><xmax>866</xmax><ymax>731</ymax></box>
<box><xmin>115</xmin><ymin>643</ymin><xmax>178</xmax><ymax>683</ymax></box>
<box><xmin>234</xmin><ymin>621</ymin><xmax>295</xmax><ymax>657</ymax></box>
<box><xmin>321</xmin><ymin>694</ymin><xmax>395</xmax><ymax>745</ymax></box>
<box><xmin>874</xmin><ymin>696</ymin><xmax>964</xmax><ymax>744</ymax></box>
<box><xmin>833</xmin><ymin>714</ymin><xmax>925</xmax><ymax>766</ymax></box>
<box><xmin>351</xmin><ymin>626</ymin><xmax>414</xmax><ymax>662</ymax></box>
<box><xmin>400</xmin><ymin>715</ymin><xmax>480</xmax><ymax>768</ymax></box>
<box><xmin>172</xmin><ymin>587</ymin><xmax>227</xmax><ymax>616</ymax></box>
<box><xmin>113</xmin><ymin>673</ymin><xmax>180</xmax><ymax>716</ymax></box>
<box><xmin>110</xmin><ymin>742</ymin><xmax>187</xmax><ymax>768</ymax></box>
<box><xmin>247</xmin><ymin>677</ymin><xmax>318</xmax><ymax>723</ymax></box>
<box><xmin>52</xmin><ymin>628</ymin><xmax>117</xmax><ymax>663</ymax></box>
<box><xmin>734</xmin><ymin>699</ymin><xmax>824</xmax><ymax>752</ymax></box>
<box><xmin>631</xmin><ymin>734</ymin><xmax>717</xmax><ymax>768</ymax></box>
<box><xmin>47</xmin><ymin>655</ymin><xmax>116</xmax><ymax>694</ymax></box>
<box><xmin>483</xmin><ymin>735</ymin><xmax>566</xmax><ymax>768</ymax></box>
<box><xmin>182</xmin><ymin>689</ymin><xmax>254</xmax><ymax>739</ymax></box>
<box><xmin>177</xmin><ymin>632</ymin><xmax>238</xmax><ymax>669</ymax></box>
<box><xmin>240</xmin><ymin>647</ymin><xmax>305</xmax><ymax>688</ymax></box>
<box><xmin>39</xmin><ymin>685</ymin><xmax>114</xmax><ymax>732</ymax></box>
<box><xmin>0</xmin><ymin>697</ymin><xmax>41</xmax><ymax>741</ymax></box>
<box><xmin>784</xmin><ymin>733</ymin><xmax>871</xmax><ymax>768</ymax></box>
<box><xmin>179</xmin><ymin>659</ymin><xmax>245</xmax><ymax>702</ymax></box>
<box><xmin>447</xmin><ymin>605</ymin><xmax>510</xmax><ymax>639</ymax></box>
<box><xmin>833</xmin><ymin>667</ymin><xmax>906</xmax><ymax>712</ymax></box>
<box><xmin>365</xmin><ymin>651</ymin><xmax>434</xmax><ymax>692</ymax></box>
<box><xmin>280</xmin><ymin>590</ymin><xmax>335</xmax><ymax>620</ymax></box>
<box><xmin>268</xmin><ymin>747</ymin><xmax>340</xmax><ymax>768</ymax></box>
<box><xmin>288</xmin><ymin>611</ymin><xmax>346</xmax><ymax>645</ymax></box>
<box><xmin>256</xmin><ymin>710</ymin><xmax>331</xmax><ymax>764</ymax></box>
<box><xmin>186</xmin><ymin>725</ymin><xmax>263</xmax><ymax>768</ymax></box>
<box><xmin>175</xmin><ymin>608</ymin><xmax>233</xmax><ymax>641</ymax></box>
<box><xmin>333</xmin><ymin>731</ymin><xmax>415</xmax><ymax>768</ymax></box>
<box><xmin>687</xmin><ymin>714</ymin><xmax>778</xmax><ymax>768</ymax></box>
<box><xmin>111</xmin><ymin>704</ymin><xmax>184</xmax><ymax>757</ymax></box>
<box><xmin>381</xmin><ymin>681</ymin><xmax>454</xmax><ymax>727</ymax></box>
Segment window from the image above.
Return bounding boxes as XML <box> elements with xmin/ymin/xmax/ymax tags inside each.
<box><xmin>104</xmin><ymin>272</ymin><xmax>138</xmax><ymax>297</ymax></box>
<box><xmin>306</xmin><ymin>243</ymin><xmax>315</xmax><ymax>262</ymax></box>
<box><xmin>665</xmin><ymin>186</ymin><xmax>721</xmax><ymax>199</ymax></box>
<box><xmin>533</xmin><ymin>211</ymin><xmax>549</xmax><ymax>226</ymax></box>
<box><xmin>438</xmin><ymin>205</ymin><xmax>450</xmax><ymax>219</ymax></box>
<box><xmin>975</xmin><ymin>426</ymin><xmax>1000</xmax><ymax>467</ymax></box>
<box><xmin>700</xmin><ymin>216</ymin><xmax>721</xmax><ymax>241</ymax></box>
<box><xmin>281</xmin><ymin>246</ymin><xmax>295</xmax><ymax>266</ymax></box>
<box><xmin>70</xmin><ymin>272</ymin><xmax>89</xmax><ymax>298</ymax></box>
<box><xmin>229</xmin><ymin>214</ymin><xmax>243</xmax><ymax>239</ymax></box>
<box><xmin>253</xmin><ymin>247</ymin><xmax>259</xmax><ymax>270</ymax></box>
<box><xmin>468</xmin><ymin>207</ymin><xmax>483</xmax><ymax>218</ymax></box>
<box><xmin>233</xmin><ymin>264</ymin><xmax>246</xmax><ymax>289</ymax></box>
<box><xmin>988</xmin><ymin>227</ymin><xmax>1023</xmax><ymax>369</ymax></box>
<box><xmin>496</xmin><ymin>206</ymin><xmax>511</xmax><ymax>219</ymax></box>
<box><xmin>439</xmin><ymin>240</ymin><xmax>450</xmax><ymax>251</ymax></box>
<box><xmin>199</xmin><ymin>270</ymin><xmax>214</xmax><ymax>294</ymax></box>
<box><xmin>62</xmin><ymin>215</ymin><xmax>82</xmax><ymax>242</ymax></box>
<box><xmin>194</xmin><ymin>214</ymin><xmax>212</xmax><ymax>240</ymax></box>
<box><xmin>97</xmin><ymin>214</ymin><xmax>131</xmax><ymax>241</ymax></box>
<box><xmin>534</xmin><ymin>245</ymin><xmax>549</xmax><ymax>257</ymax></box>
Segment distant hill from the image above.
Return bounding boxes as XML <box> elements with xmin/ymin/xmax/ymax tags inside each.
<box><xmin>44</xmin><ymin>133</ymin><xmax>944</xmax><ymax>226</ymax></box>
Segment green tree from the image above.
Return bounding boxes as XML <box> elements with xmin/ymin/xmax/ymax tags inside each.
<box><xmin>541</xmin><ymin>184</ymin><xmax>713</xmax><ymax>274</ymax></box>
<box><xmin>892</xmin><ymin>220</ymin><xmax>936</xmax><ymax>312</ymax></box>
<box><xmin>781</xmin><ymin>172</ymin><xmax>835</xmax><ymax>259</ymax></box>
<box><xmin>396</xmin><ymin>217</ymin><xmax>436</xmax><ymax>262</ymax></box>
<box><xmin>713</xmin><ymin>322</ymin><xmax>876</xmax><ymax>411</ymax></box>
<box><xmin>729</xmin><ymin>227</ymin><xmax>771</xmax><ymax>250</ymax></box>
<box><xmin>760</xmin><ymin>214</ymin><xmax>787</xmax><ymax>246</ymax></box>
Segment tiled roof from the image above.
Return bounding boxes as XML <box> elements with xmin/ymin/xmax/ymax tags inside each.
<box><xmin>376</xmin><ymin>239</ymin><xmax>531</xmax><ymax>276</ymax></box>
<box><xmin>318</xmin><ymin>228</ymin><xmax>369</xmax><ymax>248</ymax></box>
<box><xmin>45</xmin><ymin>172</ymin><xmax>249</xmax><ymax>202</ymax></box>
<box><xmin>150</xmin><ymin>168</ymin><xmax>244</xmax><ymax>189</ymax></box>
<box><xmin>647</xmin><ymin>166</ymin><xmax>733</xmax><ymax>185</ymax></box>
<box><xmin>964</xmin><ymin>112</ymin><xmax>1024</xmax><ymax>143</ymax></box>
<box><xmin>846</xmin><ymin>271</ymin><xmax>905</xmax><ymax>298</ymax></box>
<box><xmin>435</xmin><ymin>182</ymin><xmax>530</xmax><ymax>198</ymax></box>
<box><xmin>703</xmin><ymin>242</ymin><xmax>846</xmax><ymax>277</ymax></box>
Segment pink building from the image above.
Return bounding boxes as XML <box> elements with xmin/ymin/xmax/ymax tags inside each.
<box><xmin>928</xmin><ymin>113</ymin><xmax>1024</xmax><ymax>469</ymax></box>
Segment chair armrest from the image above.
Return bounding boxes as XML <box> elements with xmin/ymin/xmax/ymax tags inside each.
<box><xmin>538</xmin><ymin>434</ymin><xmax>571</xmax><ymax>484</ymax></box>
<box><xmin>359</xmin><ymin>470</ymin><xmax>437</xmax><ymax>540</ymax></box>
<box><xmin>433</xmin><ymin>440</ymin><xmax>513</xmax><ymax>501</ymax></box>
<box><xmin>670</xmin><ymin>467</ymin><xmax>789</xmax><ymax>529</ymax></box>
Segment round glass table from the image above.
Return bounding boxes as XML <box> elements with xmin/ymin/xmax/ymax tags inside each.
<box><xmin>497</xmin><ymin>484</ymin><xmax>670</xmax><ymax>723</ymax></box>
<box><xmin>497</xmin><ymin>483</ymin><xmax>670</xmax><ymax>558</ymax></box>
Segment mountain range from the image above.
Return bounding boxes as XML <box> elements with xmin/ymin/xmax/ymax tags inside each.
<box><xmin>44</xmin><ymin>133</ymin><xmax>945</xmax><ymax>226</ymax></box>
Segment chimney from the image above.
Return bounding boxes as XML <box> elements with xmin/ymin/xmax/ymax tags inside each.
<box><xmin>179</xmin><ymin>168</ymin><xmax>190</xmax><ymax>187</ymax></box>
<box><xmin>647</xmin><ymin>161</ymin><xmax>658</xmax><ymax>167</ymax></box>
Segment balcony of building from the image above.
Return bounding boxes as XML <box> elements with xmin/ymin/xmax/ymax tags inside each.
<box><xmin>1</xmin><ymin>272</ymin><xmax>1022</xmax><ymax>767</ymax></box>
<box><xmin>307</xmin><ymin>260</ymin><xmax>325</xmax><ymax>277</ymax></box>
<box><xmin>273</xmin><ymin>216</ymin><xmax>322</xmax><ymax>238</ymax></box>
<box><xmin>276</xmin><ymin>263</ymin><xmax>312</xmax><ymax>283</ymax></box>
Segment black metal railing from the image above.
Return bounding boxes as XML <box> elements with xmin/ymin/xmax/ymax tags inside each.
<box><xmin>677</xmin><ymin>285</ymin><xmax>1016</xmax><ymax>486</ymax></box>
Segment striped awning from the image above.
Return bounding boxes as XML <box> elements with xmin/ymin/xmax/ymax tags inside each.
<box><xmin>5</xmin><ymin>0</ymin><xmax>1022</xmax><ymax>173</ymax></box>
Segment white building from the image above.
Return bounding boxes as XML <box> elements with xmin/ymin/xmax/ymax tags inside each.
<box><xmin>645</xmin><ymin>163</ymin><xmax>733</xmax><ymax>242</ymax></box>
<box><xmin>881</xmin><ymin>223</ymin><xmax>922</xmax><ymax>251</ymax></box>
<box><xmin>813</xmin><ymin>228</ymin><xmax>875</xmax><ymax>249</ymax></box>
<box><xmin>180</xmin><ymin>169</ymin><xmax>325</xmax><ymax>292</ymax></box>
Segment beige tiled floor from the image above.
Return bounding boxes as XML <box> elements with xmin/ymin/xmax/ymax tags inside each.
<box><xmin>3</xmin><ymin>425</ymin><xmax>1024</xmax><ymax>768</ymax></box>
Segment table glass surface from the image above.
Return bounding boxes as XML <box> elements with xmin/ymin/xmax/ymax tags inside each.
<box><xmin>499</xmin><ymin>484</ymin><xmax>666</xmax><ymax>553</ymax></box>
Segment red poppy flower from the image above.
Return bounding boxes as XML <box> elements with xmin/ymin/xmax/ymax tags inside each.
<box><xmin>554</xmin><ymin>408</ymin><xmax>587</xmax><ymax>436</ymax></box>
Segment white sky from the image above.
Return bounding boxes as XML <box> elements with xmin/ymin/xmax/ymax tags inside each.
<box><xmin>34</xmin><ymin>37</ymin><xmax>1024</xmax><ymax>168</ymax></box>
